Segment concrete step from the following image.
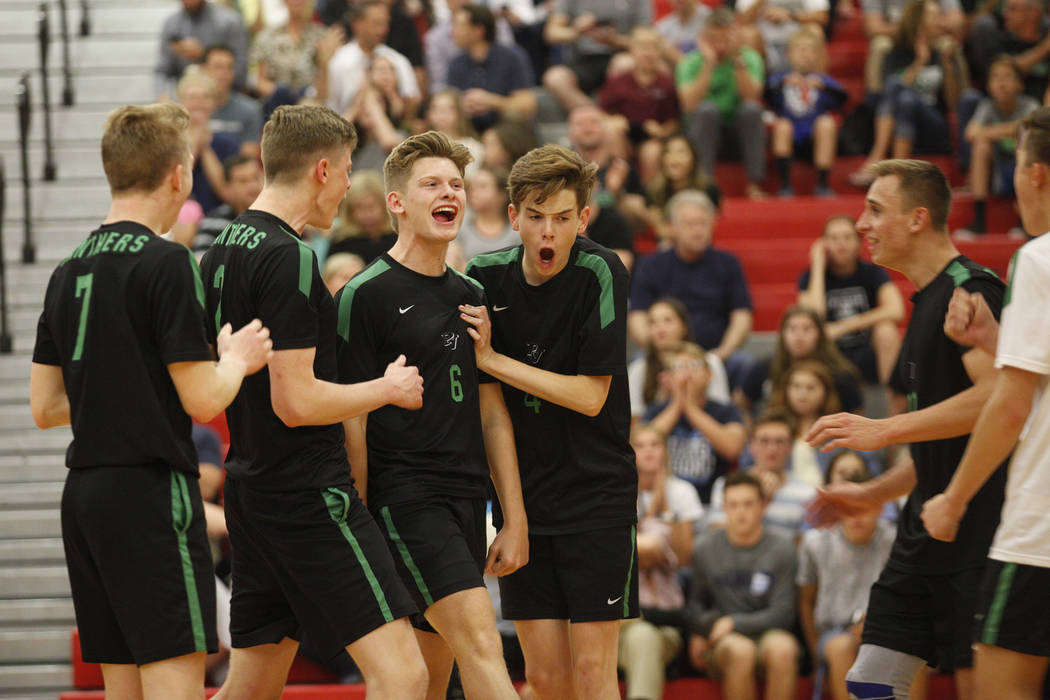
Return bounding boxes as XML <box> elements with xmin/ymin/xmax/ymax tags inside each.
<box><xmin>0</xmin><ymin>482</ymin><xmax>63</xmax><ymax>508</ymax></box>
<box><xmin>0</xmin><ymin>456</ymin><xmax>67</xmax><ymax>484</ymax></box>
<box><xmin>0</xmin><ymin>5</ymin><xmax>172</xmax><ymax>41</ymax></box>
<box><xmin>0</xmin><ymin>663</ymin><xmax>71</xmax><ymax>691</ymax></box>
<box><xmin>3</xmin><ymin>182</ymin><xmax>110</xmax><ymax>225</ymax></box>
<box><xmin>0</xmin><ymin>38</ymin><xmax>154</xmax><ymax>74</ymax></box>
<box><xmin>0</xmin><ymin>72</ymin><xmax>154</xmax><ymax>111</ymax></box>
<box><xmin>0</xmin><ymin>109</ymin><xmax>112</xmax><ymax>153</ymax></box>
<box><xmin>0</xmin><ymin>566</ymin><xmax>70</xmax><ymax>598</ymax></box>
<box><xmin>0</xmin><ymin>538</ymin><xmax>66</xmax><ymax>566</ymax></box>
<box><xmin>0</xmin><ymin>511</ymin><xmax>61</xmax><ymax>539</ymax></box>
<box><xmin>0</xmin><ymin>407</ymin><xmax>37</xmax><ymax>432</ymax></box>
<box><xmin>0</xmin><ymin>628</ymin><xmax>69</xmax><ymax>663</ymax></box>
<box><xmin>0</xmin><ymin>598</ymin><xmax>74</xmax><ymax>626</ymax></box>
<box><xmin>0</xmin><ymin>428</ymin><xmax>70</xmax><ymax>455</ymax></box>
<box><xmin>0</xmin><ymin>145</ymin><xmax>106</xmax><ymax>181</ymax></box>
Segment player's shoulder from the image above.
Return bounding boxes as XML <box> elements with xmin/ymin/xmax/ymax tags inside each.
<box><xmin>465</xmin><ymin>244</ymin><xmax>521</xmax><ymax>278</ymax></box>
<box><xmin>574</xmin><ymin>236</ymin><xmax>628</xmax><ymax>276</ymax></box>
<box><xmin>448</xmin><ymin>265</ymin><xmax>486</xmax><ymax>301</ymax></box>
<box><xmin>945</xmin><ymin>255</ymin><xmax>1003</xmax><ymax>289</ymax></box>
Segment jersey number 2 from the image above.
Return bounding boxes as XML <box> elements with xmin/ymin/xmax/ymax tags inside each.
<box><xmin>71</xmin><ymin>273</ymin><xmax>93</xmax><ymax>361</ymax></box>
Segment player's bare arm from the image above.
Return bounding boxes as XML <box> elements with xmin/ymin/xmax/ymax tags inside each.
<box><xmin>805</xmin><ymin>346</ymin><xmax>998</xmax><ymax>452</ymax></box>
<box><xmin>269</xmin><ymin>350</ymin><xmax>423</xmax><ymax>427</ymax></box>
<box><xmin>478</xmin><ymin>382</ymin><xmax>528</xmax><ymax>577</ymax></box>
<box><xmin>806</xmin><ymin>457</ymin><xmax>916</xmax><ymax>528</ymax></box>
<box><xmin>943</xmin><ymin>288</ymin><xmax>999</xmax><ymax>356</ymax></box>
<box><xmin>29</xmin><ymin>363</ymin><xmax>71</xmax><ymax>429</ymax></box>
<box><xmin>459</xmin><ymin>303</ymin><xmax>612</xmax><ymax>417</ymax></box>
<box><xmin>922</xmin><ymin>365</ymin><xmax>1039</xmax><ymax>541</ymax></box>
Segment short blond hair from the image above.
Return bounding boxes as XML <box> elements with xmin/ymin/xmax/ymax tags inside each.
<box><xmin>870</xmin><ymin>159</ymin><xmax>951</xmax><ymax>231</ymax></box>
<box><xmin>507</xmin><ymin>144</ymin><xmax>597</xmax><ymax>212</ymax></box>
<box><xmin>261</xmin><ymin>105</ymin><xmax>357</xmax><ymax>184</ymax></box>
<box><xmin>101</xmin><ymin>103</ymin><xmax>190</xmax><ymax>194</ymax></box>
<box><xmin>383</xmin><ymin>130</ymin><xmax>473</xmax><ymax>193</ymax></box>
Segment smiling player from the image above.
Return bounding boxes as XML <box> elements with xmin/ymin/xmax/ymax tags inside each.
<box><xmin>337</xmin><ymin>130</ymin><xmax>527</xmax><ymax>700</ymax></box>
<box><xmin>462</xmin><ymin>144</ymin><xmax>637</xmax><ymax>700</ymax></box>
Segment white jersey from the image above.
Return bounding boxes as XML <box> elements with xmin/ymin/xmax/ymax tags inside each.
<box><xmin>989</xmin><ymin>233</ymin><xmax>1050</xmax><ymax>568</ymax></box>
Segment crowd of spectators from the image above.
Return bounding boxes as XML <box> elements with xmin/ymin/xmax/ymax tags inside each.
<box><xmin>153</xmin><ymin>0</ymin><xmax>1028</xmax><ymax>695</ymax></box>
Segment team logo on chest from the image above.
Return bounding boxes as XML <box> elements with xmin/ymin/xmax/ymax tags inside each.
<box><xmin>525</xmin><ymin>343</ymin><xmax>546</xmax><ymax>365</ymax></box>
<box><xmin>441</xmin><ymin>332</ymin><xmax>460</xmax><ymax>351</ymax></box>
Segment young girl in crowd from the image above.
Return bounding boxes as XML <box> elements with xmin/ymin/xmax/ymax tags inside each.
<box><xmin>769</xmin><ymin>360</ymin><xmax>842</xmax><ymax>487</ymax></box>
<box><xmin>327</xmin><ymin>170</ymin><xmax>397</xmax><ymax>263</ymax></box>
<box><xmin>643</xmin><ymin>134</ymin><xmax>721</xmax><ymax>243</ymax></box>
<box><xmin>457</xmin><ymin>167</ymin><xmax>519</xmax><ymax>261</ymax></box>
<box><xmin>643</xmin><ymin>343</ymin><xmax>747</xmax><ymax>504</ymax></box>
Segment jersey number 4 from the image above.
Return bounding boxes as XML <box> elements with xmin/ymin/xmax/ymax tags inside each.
<box><xmin>524</xmin><ymin>393</ymin><xmax>541</xmax><ymax>414</ymax></box>
<box><xmin>71</xmin><ymin>273</ymin><xmax>93</xmax><ymax>361</ymax></box>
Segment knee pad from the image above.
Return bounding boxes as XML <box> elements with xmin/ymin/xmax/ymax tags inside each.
<box><xmin>844</xmin><ymin>644</ymin><xmax>926</xmax><ymax>700</ymax></box>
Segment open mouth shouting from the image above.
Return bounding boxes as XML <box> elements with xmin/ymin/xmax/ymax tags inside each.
<box><xmin>539</xmin><ymin>246</ymin><xmax>556</xmax><ymax>266</ymax></box>
<box><xmin>432</xmin><ymin>204</ymin><xmax>459</xmax><ymax>225</ymax></box>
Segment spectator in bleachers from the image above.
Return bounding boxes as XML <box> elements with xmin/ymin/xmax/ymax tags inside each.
<box><xmin>201</xmin><ymin>44</ymin><xmax>265</xmax><ymax>159</ymax></box>
<box><xmin>599</xmin><ymin>27</ymin><xmax>681</xmax><ymax>185</ymax></box>
<box><xmin>968</xmin><ymin>0</ymin><xmax>1050</xmax><ymax>99</ymax></box>
<box><xmin>955</xmin><ymin>56</ymin><xmax>1038</xmax><ymax>238</ymax></box>
<box><xmin>458</xmin><ymin>167</ymin><xmax>519</xmax><ymax>260</ymax></box>
<box><xmin>629</xmin><ymin>297</ymin><xmax>734</xmax><ymax>422</ymax></box>
<box><xmin>736</xmin><ymin>0</ymin><xmax>830</xmax><ymax>75</ymax></box>
<box><xmin>327</xmin><ymin>170</ymin><xmax>397</xmax><ymax>262</ymax></box>
<box><xmin>629</xmin><ymin>189</ymin><xmax>755</xmax><ymax>390</ymax></box>
<box><xmin>797</xmin><ymin>215</ymin><xmax>905</xmax><ymax>385</ymax></box>
<box><xmin>568</xmin><ymin>104</ymin><xmax>650</xmax><ymax>226</ymax></box>
<box><xmin>677</xmin><ymin>9</ymin><xmax>768</xmax><ymax>200</ymax></box>
<box><xmin>708</xmin><ymin>410</ymin><xmax>818</xmax><ymax>539</ymax></box>
<box><xmin>739</xmin><ymin>306</ymin><xmax>864</xmax><ymax>421</ymax></box>
<box><xmin>687</xmin><ymin>470</ymin><xmax>800</xmax><ymax>700</ymax></box>
<box><xmin>339</xmin><ymin>56</ymin><xmax>413</xmax><ymax>170</ymax></box>
<box><xmin>322</xmin><ymin>252</ymin><xmax>367</xmax><ymax>296</ymax></box>
<box><xmin>582</xmin><ymin>190</ymin><xmax>637</xmax><ymax>272</ymax></box>
<box><xmin>655</xmin><ymin>0</ymin><xmax>711</xmax><ymax>65</ymax></box>
<box><xmin>424</xmin><ymin>88</ymin><xmax>485</xmax><ymax>176</ymax></box>
<box><xmin>620</xmin><ymin>423</ymin><xmax>704</xmax><ymax>700</ymax></box>
<box><xmin>767</xmin><ymin>31</ymin><xmax>847</xmax><ymax>197</ymax></box>
<box><xmin>644</xmin><ymin>134</ymin><xmax>721</xmax><ymax>243</ymax></box>
<box><xmin>862</xmin><ymin>0</ymin><xmax>964</xmax><ymax>93</ymax></box>
<box><xmin>198</xmin><ymin>154</ymin><xmax>265</xmax><ymax>247</ymax></box>
<box><xmin>797</xmin><ymin>464</ymin><xmax>895</xmax><ymax>700</ymax></box>
<box><xmin>479</xmin><ymin>118</ymin><xmax>537</xmax><ymax>170</ymax></box>
<box><xmin>324</xmin><ymin>2</ymin><xmax>421</xmax><ymax>121</ymax></box>
<box><xmin>541</xmin><ymin>0</ymin><xmax>652</xmax><ymax>114</ymax></box>
<box><xmin>769</xmin><ymin>359</ymin><xmax>842</xmax><ymax>487</ymax></box>
<box><xmin>849</xmin><ymin>0</ymin><xmax>967</xmax><ymax>187</ymax></box>
<box><xmin>447</xmin><ymin>4</ymin><xmax>538</xmax><ymax>133</ymax></box>
<box><xmin>178</xmin><ymin>71</ymin><xmax>240</xmax><ymax>215</ymax></box>
<box><xmin>250</xmin><ymin>0</ymin><xmax>342</xmax><ymax>115</ymax></box>
<box><xmin>644</xmin><ymin>343</ymin><xmax>747</xmax><ymax>504</ymax></box>
<box><xmin>155</xmin><ymin>0</ymin><xmax>249</xmax><ymax>99</ymax></box>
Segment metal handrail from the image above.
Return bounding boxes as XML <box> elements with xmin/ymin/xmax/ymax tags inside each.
<box><xmin>38</xmin><ymin>2</ymin><xmax>57</xmax><ymax>182</ymax></box>
<box><xmin>58</xmin><ymin>0</ymin><xmax>74</xmax><ymax>106</ymax></box>
<box><xmin>18</xmin><ymin>74</ymin><xmax>36</xmax><ymax>265</ymax></box>
<box><xmin>79</xmin><ymin>0</ymin><xmax>90</xmax><ymax>36</ymax></box>
<box><xmin>0</xmin><ymin>156</ymin><xmax>12</xmax><ymax>354</ymax></box>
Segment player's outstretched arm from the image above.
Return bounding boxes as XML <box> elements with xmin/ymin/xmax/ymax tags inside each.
<box><xmin>922</xmin><ymin>365</ymin><xmax>1038</xmax><ymax>541</ymax></box>
<box><xmin>270</xmin><ymin>351</ymin><xmax>423</xmax><ymax>428</ymax></box>
<box><xmin>806</xmin><ymin>457</ymin><xmax>916</xmax><ymax>528</ymax></box>
<box><xmin>806</xmin><ymin>347</ymin><xmax>998</xmax><ymax>451</ymax></box>
<box><xmin>478</xmin><ymin>383</ymin><xmax>528</xmax><ymax>577</ymax></box>
<box><xmin>460</xmin><ymin>303</ymin><xmax>612</xmax><ymax>417</ymax></box>
<box><xmin>168</xmin><ymin>319</ymin><xmax>274</xmax><ymax>423</ymax></box>
<box><xmin>30</xmin><ymin>363</ymin><xmax>71</xmax><ymax>429</ymax></box>
<box><xmin>943</xmin><ymin>288</ymin><xmax>999</xmax><ymax>356</ymax></box>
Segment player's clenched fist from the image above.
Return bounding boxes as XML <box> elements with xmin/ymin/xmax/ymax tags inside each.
<box><xmin>943</xmin><ymin>288</ymin><xmax>998</xmax><ymax>355</ymax></box>
<box><xmin>217</xmin><ymin>319</ymin><xmax>274</xmax><ymax>375</ymax></box>
<box><xmin>384</xmin><ymin>354</ymin><xmax>424</xmax><ymax>409</ymax></box>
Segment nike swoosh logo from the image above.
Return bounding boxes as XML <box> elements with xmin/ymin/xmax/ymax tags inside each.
<box><xmin>607</xmin><ymin>596</ymin><xmax>623</xmax><ymax>605</ymax></box>
<box><xmin>399</xmin><ymin>305</ymin><xmax>414</xmax><ymax>314</ymax></box>
<box><xmin>493</xmin><ymin>305</ymin><xmax>509</xmax><ymax>312</ymax></box>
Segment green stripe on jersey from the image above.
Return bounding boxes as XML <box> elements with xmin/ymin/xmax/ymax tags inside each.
<box><xmin>1004</xmin><ymin>250</ymin><xmax>1021</xmax><ymax>307</ymax></box>
<box><xmin>465</xmin><ymin>246</ymin><xmax>520</xmax><ymax>274</ymax></box>
<box><xmin>575</xmin><ymin>251</ymin><xmax>616</xmax><ymax>329</ymax></box>
<box><xmin>323</xmin><ymin>488</ymin><xmax>394</xmax><ymax>623</ymax></box>
<box><xmin>170</xmin><ymin>471</ymin><xmax>207</xmax><ymax>652</ymax></box>
<box><xmin>623</xmin><ymin>525</ymin><xmax>636</xmax><ymax>618</ymax></box>
<box><xmin>981</xmin><ymin>562</ymin><xmax>1017</xmax><ymax>645</ymax></box>
<box><xmin>450</xmin><ymin>265</ymin><xmax>483</xmax><ymax>290</ymax></box>
<box><xmin>277</xmin><ymin>224</ymin><xmax>316</xmax><ymax>298</ymax></box>
<box><xmin>186</xmin><ymin>249</ymin><xmax>205</xmax><ymax>308</ymax></box>
<box><xmin>336</xmin><ymin>259</ymin><xmax>391</xmax><ymax>342</ymax></box>
<box><xmin>946</xmin><ymin>261</ymin><xmax>972</xmax><ymax>288</ymax></box>
<box><xmin>380</xmin><ymin>506</ymin><xmax>434</xmax><ymax>607</ymax></box>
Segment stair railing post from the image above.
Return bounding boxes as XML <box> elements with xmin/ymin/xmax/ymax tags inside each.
<box><xmin>0</xmin><ymin>156</ymin><xmax>13</xmax><ymax>354</ymax></box>
<box><xmin>17</xmin><ymin>74</ymin><xmax>36</xmax><ymax>265</ymax></box>
<box><xmin>38</xmin><ymin>2</ymin><xmax>57</xmax><ymax>182</ymax></box>
<box><xmin>58</xmin><ymin>0</ymin><xmax>74</xmax><ymax>107</ymax></box>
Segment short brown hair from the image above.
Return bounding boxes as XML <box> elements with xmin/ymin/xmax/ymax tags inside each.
<box><xmin>988</xmin><ymin>55</ymin><xmax>1024</xmax><ymax>85</ymax></box>
<box><xmin>101</xmin><ymin>103</ymin><xmax>190</xmax><ymax>194</ymax></box>
<box><xmin>1021</xmin><ymin>106</ymin><xmax>1050</xmax><ymax>167</ymax></box>
<box><xmin>869</xmin><ymin>159</ymin><xmax>951</xmax><ymax>231</ymax></box>
<box><xmin>261</xmin><ymin>105</ymin><xmax>357</xmax><ymax>184</ymax></box>
<box><xmin>724</xmin><ymin>471</ymin><xmax>764</xmax><ymax>500</ymax></box>
<box><xmin>507</xmin><ymin>144</ymin><xmax>597</xmax><ymax>211</ymax></box>
<box><xmin>752</xmin><ymin>408</ymin><xmax>796</xmax><ymax>439</ymax></box>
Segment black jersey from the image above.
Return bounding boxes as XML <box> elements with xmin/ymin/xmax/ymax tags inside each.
<box><xmin>198</xmin><ymin>210</ymin><xmax>347</xmax><ymax>490</ymax></box>
<box><xmin>32</xmin><ymin>222</ymin><xmax>213</xmax><ymax>475</ymax></box>
<box><xmin>466</xmin><ymin>236</ymin><xmax>636</xmax><ymax>535</ymax></box>
<box><xmin>335</xmin><ymin>254</ymin><xmax>491</xmax><ymax>507</ymax></box>
<box><xmin>891</xmin><ymin>255</ymin><xmax>1007</xmax><ymax>575</ymax></box>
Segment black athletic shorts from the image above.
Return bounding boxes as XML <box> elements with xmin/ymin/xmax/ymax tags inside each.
<box><xmin>373</xmin><ymin>497</ymin><xmax>487</xmax><ymax>633</ymax></box>
<box><xmin>861</xmin><ymin>563</ymin><xmax>983</xmax><ymax>672</ymax></box>
<box><xmin>224</xmin><ymin>478</ymin><xmax>416</xmax><ymax>657</ymax></box>
<box><xmin>62</xmin><ymin>465</ymin><xmax>217</xmax><ymax>665</ymax></box>
<box><xmin>498</xmin><ymin>525</ymin><xmax>639</xmax><ymax>623</ymax></box>
<box><xmin>973</xmin><ymin>559</ymin><xmax>1050</xmax><ymax>657</ymax></box>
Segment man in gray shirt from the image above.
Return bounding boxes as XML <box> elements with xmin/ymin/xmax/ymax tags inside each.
<box><xmin>687</xmin><ymin>471</ymin><xmax>799</xmax><ymax>700</ymax></box>
<box><xmin>155</xmin><ymin>0</ymin><xmax>248</xmax><ymax>99</ymax></box>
